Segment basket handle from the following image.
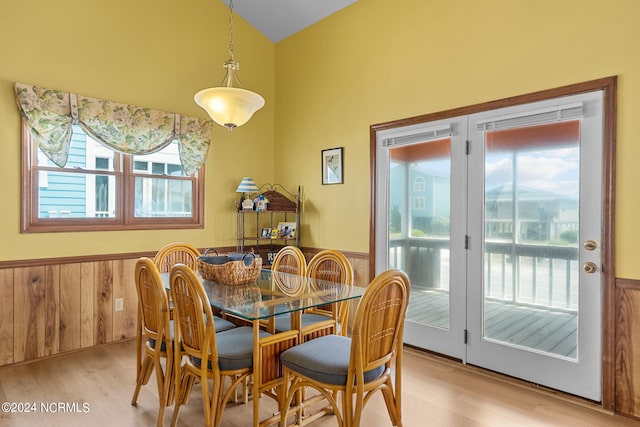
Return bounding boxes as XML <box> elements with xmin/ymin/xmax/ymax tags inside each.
<box><xmin>242</xmin><ymin>252</ymin><xmax>256</xmax><ymax>266</ymax></box>
<box><xmin>203</xmin><ymin>248</ymin><xmax>220</xmax><ymax>256</ymax></box>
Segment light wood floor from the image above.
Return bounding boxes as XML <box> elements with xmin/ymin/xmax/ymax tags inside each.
<box><xmin>0</xmin><ymin>340</ymin><xmax>637</xmax><ymax>427</ymax></box>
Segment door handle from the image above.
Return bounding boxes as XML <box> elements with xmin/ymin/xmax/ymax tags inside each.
<box><xmin>583</xmin><ymin>262</ymin><xmax>598</xmax><ymax>274</ymax></box>
<box><xmin>583</xmin><ymin>240</ymin><xmax>597</xmax><ymax>251</ymax></box>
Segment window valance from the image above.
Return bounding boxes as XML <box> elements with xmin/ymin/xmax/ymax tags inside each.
<box><xmin>14</xmin><ymin>82</ymin><xmax>212</xmax><ymax>176</ymax></box>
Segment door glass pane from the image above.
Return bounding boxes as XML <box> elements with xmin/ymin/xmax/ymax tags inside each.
<box><xmin>389</xmin><ymin>138</ymin><xmax>451</xmax><ymax>329</ymax></box>
<box><xmin>483</xmin><ymin>121</ymin><xmax>579</xmax><ymax>359</ymax></box>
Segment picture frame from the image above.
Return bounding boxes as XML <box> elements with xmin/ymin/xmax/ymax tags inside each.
<box><xmin>276</xmin><ymin>221</ymin><xmax>296</xmax><ymax>239</ymax></box>
<box><xmin>270</xmin><ymin>229</ymin><xmax>279</xmax><ymax>239</ymax></box>
<box><xmin>261</xmin><ymin>227</ymin><xmax>272</xmax><ymax>238</ymax></box>
<box><xmin>322</xmin><ymin>147</ymin><xmax>344</xmax><ymax>185</ymax></box>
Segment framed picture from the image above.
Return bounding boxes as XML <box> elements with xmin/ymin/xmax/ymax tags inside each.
<box><xmin>322</xmin><ymin>147</ymin><xmax>343</xmax><ymax>185</ymax></box>
<box><xmin>261</xmin><ymin>227</ymin><xmax>272</xmax><ymax>238</ymax></box>
<box><xmin>277</xmin><ymin>222</ymin><xmax>296</xmax><ymax>239</ymax></box>
<box><xmin>270</xmin><ymin>229</ymin><xmax>279</xmax><ymax>239</ymax></box>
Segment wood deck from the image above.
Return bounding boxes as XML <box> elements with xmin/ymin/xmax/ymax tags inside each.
<box><xmin>407</xmin><ymin>288</ymin><xmax>577</xmax><ymax>358</ymax></box>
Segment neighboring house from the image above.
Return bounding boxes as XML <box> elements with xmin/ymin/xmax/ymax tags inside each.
<box><xmin>485</xmin><ymin>184</ymin><xmax>578</xmax><ymax>243</ymax></box>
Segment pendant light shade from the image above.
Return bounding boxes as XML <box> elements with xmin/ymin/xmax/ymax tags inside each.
<box><xmin>195</xmin><ymin>0</ymin><xmax>264</xmax><ymax>131</ymax></box>
<box><xmin>195</xmin><ymin>86</ymin><xmax>264</xmax><ymax>130</ymax></box>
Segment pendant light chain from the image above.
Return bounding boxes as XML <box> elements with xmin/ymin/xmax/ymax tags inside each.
<box><xmin>228</xmin><ymin>0</ymin><xmax>235</xmax><ymax>62</ymax></box>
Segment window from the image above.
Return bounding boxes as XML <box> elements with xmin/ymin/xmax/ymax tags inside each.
<box><xmin>22</xmin><ymin>124</ymin><xmax>204</xmax><ymax>232</ymax></box>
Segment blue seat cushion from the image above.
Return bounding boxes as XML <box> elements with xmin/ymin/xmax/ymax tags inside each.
<box><xmin>191</xmin><ymin>326</ymin><xmax>271</xmax><ymax>372</ymax></box>
<box><xmin>149</xmin><ymin>315</ymin><xmax>234</xmax><ymax>350</ymax></box>
<box><xmin>214</xmin><ymin>315</ymin><xmax>236</xmax><ymax>333</ymax></box>
<box><xmin>280</xmin><ymin>335</ymin><xmax>384</xmax><ymax>385</ymax></box>
<box><xmin>274</xmin><ymin>313</ymin><xmax>336</xmax><ymax>333</ymax></box>
<box><xmin>147</xmin><ymin>319</ymin><xmax>175</xmax><ymax>352</ymax></box>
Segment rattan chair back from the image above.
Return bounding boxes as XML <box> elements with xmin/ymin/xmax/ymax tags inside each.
<box><xmin>170</xmin><ymin>264</ymin><xmax>214</xmax><ymax>363</ymax></box>
<box><xmin>154</xmin><ymin>242</ymin><xmax>200</xmax><ymax>273</ymax></box>
<box><xmin>351</xmin><ymin>269</ymin><xmax>409</xmax><ymax>375</ymax></box>
<box><xmin>306</xmin><ymin>249</ymin><xmax>354</xmax><ymax>335</ymax></box>
<box><xmin>271</xmin><ymin>246</ymin><xmax>308</xmax><ymax>297</ymax></box>
<box><xmin>271</xmin><ymin>245</ymin><xmax>306</xmax><ymax>276</ymax></box>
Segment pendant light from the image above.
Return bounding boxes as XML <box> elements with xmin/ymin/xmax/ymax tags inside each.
<box><xmin>194</xmin><ymin>0</ymin><xmax>265</xmax><ymax>131</ymax></box>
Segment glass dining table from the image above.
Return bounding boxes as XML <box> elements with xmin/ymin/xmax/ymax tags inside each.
<box><xmin>165</xmin><ymin>267</ymin><xmax>367</xmax><ymax>427</ymax></box>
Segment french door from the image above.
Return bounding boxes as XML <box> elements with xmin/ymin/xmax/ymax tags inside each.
<box><xmin>374</xmin><ymin>89</ymin><xmax>606</xmax><ymax>400</ymax></box>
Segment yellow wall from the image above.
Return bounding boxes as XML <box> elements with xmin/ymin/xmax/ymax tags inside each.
<box><xmin>0</xmin><ymin>0</ymin><xmax>275</xmax><ymax>260</ymax></box>
<box><xmin>2</xmin><ymin>0</ymin><xmax>640</xmax><ymax>280</ymax></box>
<box><xmin>275</xmin><ymin>0</ymin><xmax>640</xmax><ymax>279</ymax></box>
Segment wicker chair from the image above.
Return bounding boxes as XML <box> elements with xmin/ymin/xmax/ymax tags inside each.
<box><xmin>151</xmin><ymin>241</ymin><xmax>237</xmax><ymax>335</ymax></box>
<box><xmin>131</xmin><ymin>257</ymin><xmax>174</xmax><ymax>427</ymax></box>
<box><xmin>271</xmin><ymin>245</ymin><xmax>307</xmax><ymax>276</ymax></box>
<box><xmin>169</xmin><ymin>263</ymin><xmax>266</xmax><ymax>427</ymax></box>
<box><xmin>279</xmin><ymin>269</ymin><xmax>410</xmax><ymax>427</ymax></box>
<box><xmin>153</xmin><ymin>242</ymin><xmax>201</xmax><ymax>273</ymax></box>
<box><xmin>274</xmin><ymin>249</ymin><xmax>354</xmax><ymax>340</ymax></box>
<box><xmin>265</xmin><ymin>246</ymin><xmax>307</xmax><ymax>332</ymax></box>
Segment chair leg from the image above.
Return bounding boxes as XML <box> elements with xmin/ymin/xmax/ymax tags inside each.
<box><xmin>380</xmin><ymin>383</ymin><xmax>402</xmax><ymax>426</ymax></box>
<box><xmin>157</xmin><ymin>403</ymin><xmax>166</xmax><ymax>427</ymax></box>
<box><xmin>211</xmin><ymin>380</ymin><xmax>225</xmax><ymax>427</ymax></box>
<box><xmin>131</xmin><ymin>354</ymin><xmax>153</xmax><ymax>405</ymax></box>
<box><xmin>279</xmin><ymin>370</ymin><xmax>294</xmax><ymax>427</ymax></box>
<box><xmin>342</xmin><ymin>388</ymin><xmax>353</xmax><ymax>427</ymax></box>
<box><xmin>164</xmin><ymin>358</ymin><xmax>176</xmax><ymax>406</ymax></box>
<box><xmin>200</xmin><ymin>374</ymin><xmax>214</xmax><ymax>427</ymax></box>
<box><xmin>131</xmin><ymin>308</ymin><xmax>144</xmax><ymax>405</ymax></box>
<box><xmin>171</xmin><ymin>373</ymin><xmax>195</xmax><ymax>427</ymax></box>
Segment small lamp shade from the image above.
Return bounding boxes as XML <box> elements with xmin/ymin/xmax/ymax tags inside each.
<box><xmin>236</xmin><ymin>177</ymin><xmax>258</xmax><ymax>193</ymax></box>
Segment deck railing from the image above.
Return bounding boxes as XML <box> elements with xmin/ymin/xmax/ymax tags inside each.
<box><xmin>390</xmin><ymin>237</ymin><xmax>578</xmax><ymax>311</ymax></box>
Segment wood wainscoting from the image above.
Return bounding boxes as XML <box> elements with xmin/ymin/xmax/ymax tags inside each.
<box><xmin>0</xmin><ymin>254</ymin><xmax>150</xmax><ymax>367</ymax></box>
<box><xmin>615</xmin><ymin>277</ymin><xmax>640</xmax><ymax>418</ymax></box>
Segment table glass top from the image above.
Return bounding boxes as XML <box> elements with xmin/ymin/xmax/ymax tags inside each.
<box><xmin>164</xmin><ymin>268</ymin><xmax>366</xmax><ymax>322</ymax></box>
<box><xmin>203</xmin><ymin>269</ymin><xmax>365</xmax><ymax>321</ymax></box>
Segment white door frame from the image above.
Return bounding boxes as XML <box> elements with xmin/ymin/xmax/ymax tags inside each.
<box><xmin>370</xmin><ymin>77</ymin><xmax>617</xmax><ymax>405</ymax></box>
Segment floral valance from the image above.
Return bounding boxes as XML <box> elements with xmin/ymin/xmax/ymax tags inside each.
<box><xmin>14</xmin><ymin>83</ymin><xmax>212</xmax><ymax>176</ymax></box>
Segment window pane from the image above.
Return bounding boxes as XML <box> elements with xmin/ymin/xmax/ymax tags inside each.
<box><xmin>38</xmin><ymin>171</ymin><xmax>116</xmax><ymax>218</ymax></box>
<box><xmin>95</xmin><ymin>157</ymin><xmax>109</xmax><ymax>170</ymax></box>
<box><xmin>152</xmin><ymin>162</ymin><xmax>165</xmax><ymax>175</ymax></box>
<box><xmin>389</xmin><ymin>138</ymin><xmax>452</xmax><ymax>330</ymax></box>
<box><xmin>134</xmin><ymin>161</ymin><xmax>148</xmax><ymax>171</ymax></box>
<box><xmin>167</xmin><ymin>164</ymin><xmax>182</xmax><ymax>176</ymax></box>
<box><xmin>132</xmin><ymin>141</ymin><xmax>185</xmax><ymax>176</ymax></box>
<box><xmin>37</xmin><ymin>126</ymin><xmax>115</xmax><ymax>172</ymax></box>
<box><xmin>134</xmin><ymin>176</ymin><xmax>193</xmax><ymax>217</ymax></box>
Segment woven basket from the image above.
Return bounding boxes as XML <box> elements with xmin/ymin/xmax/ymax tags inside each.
<box><xmin>198</xmin><ymin>250</ymin><xmax>262</xmax><ymax>285</ymax></box>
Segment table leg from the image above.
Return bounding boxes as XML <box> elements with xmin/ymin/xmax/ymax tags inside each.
<box><xmin>253</xmin><ymin>320</ymin><xmax>260</xmax><ymax>427</ymax></box>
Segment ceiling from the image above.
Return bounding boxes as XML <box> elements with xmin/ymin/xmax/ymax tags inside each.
<box><xmin>222</xmin><ymin>0</ymin><xmax>357</xmax><ymax>43</ymax></box>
